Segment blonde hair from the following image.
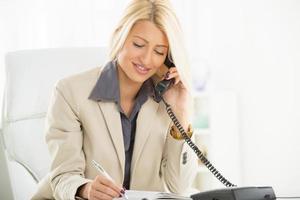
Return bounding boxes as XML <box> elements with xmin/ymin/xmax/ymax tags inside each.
<box><xmin>109</xmin><ymin>0</ymin><xmax>191</xmax><ymax>90</ymax></box>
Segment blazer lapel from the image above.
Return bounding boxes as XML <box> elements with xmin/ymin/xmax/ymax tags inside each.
<box><xmin>97</xmin><ymin>101</ymin><xmax>125</xmax><ymax>177</ymax></box>
<box><xmin>131</xmin><ymin>98</ymin><xmax>160</xmax><ymax>173</ymax></box>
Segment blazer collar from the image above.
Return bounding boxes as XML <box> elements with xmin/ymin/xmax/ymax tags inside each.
<box><xmin>97</xmin><ymin>101</ymin><xmax>125</xmax><ymax>177</ymax></box>
<box><xmin>89</xmin><ymin>60</ymin><xmax>119</xmax><ymax>102</ymax></box>
<box><xmin>131</xmin><ymin>98</ymin><xmax>160</xmax><ymax>174</ymax></box>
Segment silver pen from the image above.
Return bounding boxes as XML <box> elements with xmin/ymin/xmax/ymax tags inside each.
<box><xmin>92</xmin><ymin>160</ymin><xmax>128</xmax><ymax>199</ymax></box>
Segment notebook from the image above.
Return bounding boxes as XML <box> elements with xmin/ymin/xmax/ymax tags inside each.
<box><xmin>114</xmin><ymin>190</ymin><xmax>192</xmax><ymax>200</ymax></box>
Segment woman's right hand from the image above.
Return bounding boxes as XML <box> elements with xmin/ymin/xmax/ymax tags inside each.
<box><xmin>77</xmin><ymin>175</ymin><xmax>124</xmax><ymax>200</ymax></box>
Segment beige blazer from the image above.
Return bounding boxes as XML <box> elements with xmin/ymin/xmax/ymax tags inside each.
<box><xmin>32</xmin><ymin>67</ymin><xmax>197</xmax><ymax>200</ymax></box>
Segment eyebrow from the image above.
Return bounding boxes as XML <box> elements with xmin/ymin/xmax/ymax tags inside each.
<box><xmin>133</xmin><ymin>35</ymin><xmax>168</xmax><ymax>48</ymax></box>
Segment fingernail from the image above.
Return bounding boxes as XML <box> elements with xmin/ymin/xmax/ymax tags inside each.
<box><xmin>165</xmin><ymin>72</ymin><xmax>170</xmax><ymax>79</ymax></box>
<box><xmin>120</xmin><ymin>189</ymin><xmax>125</xmax><ymax>194</ymax></box>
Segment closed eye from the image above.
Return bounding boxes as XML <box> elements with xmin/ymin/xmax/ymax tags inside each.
<box><xmin>133</xmin><ymin>42</ymin><xmax>144</xmax><ymax>48</ymax></box>
<box><xmin>133</xmin><ymin>42</ymin><xmax>164</xmax><ymax>56</ymax></box>
<box><xmin>155</xmin><ymin>50</ymin><xmax>164</xmax><ymax>56</ymax></box>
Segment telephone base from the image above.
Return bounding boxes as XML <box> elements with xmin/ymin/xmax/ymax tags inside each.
<box><xmin>190</xmin><ymin>186</ymin><xmax>275</xmax><ymax>200</ymax></box>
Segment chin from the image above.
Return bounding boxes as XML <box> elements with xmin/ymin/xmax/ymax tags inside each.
<box><xmin>130</xmin><ymin>71</ymin><xmax>154</xmax><ymax>84</ymax></box>
<box><xmin>130</xmin><ymin>75</ymin><xmax>150</xmax><ymax>84</ymax></box>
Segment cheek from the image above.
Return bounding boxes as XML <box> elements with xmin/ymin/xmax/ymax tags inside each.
<box><xmin>153</xmin><ymin>58</ymin><xmax>168</xmax><ymax>77</ymax></box>
<box><xmin>117</xmin><ymin>51</ymin><xmax>134</xmax><ymax>73</ymax></box>
<box><xmin>119</xmin><ymin>47</ymin><xmax>140</xmax><ymax>63</ymax></box>
<box><xmin>153</xmin><ymin>59</ymin><xmax>165</xmax><ymax>71</ymax></box>
<box><xmin>118</xmin><ymin>48</ymin><xmax>130</xmax><ymax>63</ymax></box>
<box><xmin>148</xmin><ymin>62</ymin><xmax>164</xmax><ymax>77</ymax></box>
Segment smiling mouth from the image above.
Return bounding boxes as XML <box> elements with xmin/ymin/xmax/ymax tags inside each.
<box><xmin>133</xmin><ymin>62</ymin><xmax>150</xmax><ymax>75</ymax></box>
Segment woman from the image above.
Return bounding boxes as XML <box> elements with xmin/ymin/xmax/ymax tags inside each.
<box><xmin>33</xmin><ymin>0</ymin><xmax>197</xmax><ymax>199</ymax></box>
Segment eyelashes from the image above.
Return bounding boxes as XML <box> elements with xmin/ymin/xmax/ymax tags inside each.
<box><xmin>133</xmin><ymin>42</ymin><xmax>164</xmax><ymax>56</ymax></box>
<box><xmin>155</xmin><ymin>51</ymin><xmax>164</xmax><ymax>56</ymax></box>
<box><xmin>133</xmin><ymin>42</ymin><xmax>144</xmax><ymax>48</ymax></box>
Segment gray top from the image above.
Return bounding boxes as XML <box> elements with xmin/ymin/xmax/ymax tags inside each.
<box><xmin>89</xmin><ymin>60</ymin><xmax>155</xmax><ymax>189</ymax></box>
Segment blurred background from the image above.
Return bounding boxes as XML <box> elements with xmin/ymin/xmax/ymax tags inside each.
<box><xmin>0</xmin><ymin>0</ymin><xmax>299</xmax><ymax>199</ymax></box>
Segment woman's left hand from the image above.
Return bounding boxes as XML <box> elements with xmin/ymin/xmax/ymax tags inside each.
<box><xmin>162</xmin><ymin>67</ymin><xmax>191</xmax><ymax>131</ymax></box>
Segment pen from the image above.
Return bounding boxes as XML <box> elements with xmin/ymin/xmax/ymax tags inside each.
<box><xmin>92</xmin><ymin>160</ymin><xmax>128</xmax><ymax>200</ymax></box>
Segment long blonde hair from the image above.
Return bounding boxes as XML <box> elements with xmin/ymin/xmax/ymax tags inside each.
<box><xmin>109</xmin><ymin>0</ymin><xmax>191</xmax><ymax>90</ymax></box>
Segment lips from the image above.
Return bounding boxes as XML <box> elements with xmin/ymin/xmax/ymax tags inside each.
<box><xmin>133</xmin><ymin>62</ymin><xmax>150</xmax><ymax>75</ymax></box>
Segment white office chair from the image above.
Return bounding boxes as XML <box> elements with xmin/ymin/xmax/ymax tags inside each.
<box><xmin>1</xmin><ymin>47</ymin><xmax>107</xmax><ymax>200</ymax></box>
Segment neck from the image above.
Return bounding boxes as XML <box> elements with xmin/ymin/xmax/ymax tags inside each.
<box><xmin>117</xmin><ymin>65</ymin><xmax>142</xmax><ymax>102</ymax></box>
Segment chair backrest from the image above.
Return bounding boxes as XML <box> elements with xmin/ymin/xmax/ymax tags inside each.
<box><xmin>1</xmin><ymin>47</ymin><xmax>107</xmax><ymax>199</ymax></box>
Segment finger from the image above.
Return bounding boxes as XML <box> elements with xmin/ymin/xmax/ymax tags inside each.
<box><xmin>98</xmin><ymin>183</ymin><xmax>121</xmax><ymax>198</ymax></box>
<box><xmin>91</xmin><ymin>189</ymin><xmax>113</xmax><ymax>200</ymax></box>
<box><xmin>97</xmin><ymin>176</ymin><xmax>123</xmax><ymax>195</ymax></box>
<box><xmin>168</xmin><ymin>67</ymin><xmax>177</xmax><ymax>73</ymax></box>
<box><xmin>166</xmin><ymin>71</ymin><xmax>181</xmax><ymax>85</ymax></box>
<box><xmin>89</xmin><ymin>183</ymin><xmax>111</xmax><ymax>200</ymax></box>
<box><xmin>166</xmin><ymin>71</ymin><xmax>179</xmax><ymax>81</ymax></box>
<box><xmin>174</xmin><ymin>78</ymin><xmax>181</xmax><ymax>85</ymax></box>
<box><xmin>161</xmin><ymin>67</ymin><xmax>177</xmax><ymax>80</ymax></box>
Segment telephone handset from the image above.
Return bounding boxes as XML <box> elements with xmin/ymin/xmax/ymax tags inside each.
<box><xmin>154</xmin><ymin>55</ymin><xmax>175</xmax><ymax>99</ymax></box>
<box><xmin>154</xmin><ymin>55</ymin><xmax>276</xmax><ymax>200</ymax></box>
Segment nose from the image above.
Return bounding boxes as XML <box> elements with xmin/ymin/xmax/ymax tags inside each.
<box><xmin>141</xmin><ymin>48</ymin><xmax>152</xmax><ymax>66</ymax></box>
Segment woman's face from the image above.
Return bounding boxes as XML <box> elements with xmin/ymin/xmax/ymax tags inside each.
<box><xmin>117</xmin><ymin>20</ymin><xmax>169</xmax><ymax>84</ymax></box>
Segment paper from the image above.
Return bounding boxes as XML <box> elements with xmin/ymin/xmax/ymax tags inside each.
<box><xmin>114</xmin><ymin>190</ymin><xmax>192</xmax><ymax>200</ymax></box>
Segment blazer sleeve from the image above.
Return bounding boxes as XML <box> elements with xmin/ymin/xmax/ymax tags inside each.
<box><xmin>45</xmin><ymin>80</ymin><xmax>91</xmax><ymax>200</ymax></box>
<box><xmin>161</xmin><ymin>124</ymin><xmax>198</xmax><ymax>194</ymax></box>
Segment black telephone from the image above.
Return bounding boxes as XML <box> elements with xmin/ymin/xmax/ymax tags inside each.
<box><xmin>154</xmin><ymin>55</ymin><xmax>276</xmax><ymax>200</ymax></box>
<box><xmin>154</xmin><ymin>54</ymin><xmax>175</xmax><ymax>101</ymax></box>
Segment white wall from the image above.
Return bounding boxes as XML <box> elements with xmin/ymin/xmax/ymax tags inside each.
<box><xmin>191</xmin><ymin>0</ymin><xmax>300</xmax><ymax>196</ymax></box>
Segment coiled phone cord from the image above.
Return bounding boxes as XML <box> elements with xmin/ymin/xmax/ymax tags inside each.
<box><xmin>161</xmin><ymin>97</ymin><xmax>237</xmax><ymax>188</ymax></box>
